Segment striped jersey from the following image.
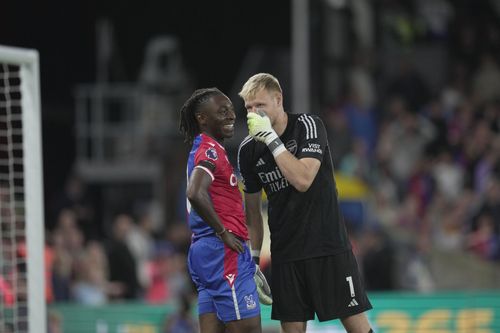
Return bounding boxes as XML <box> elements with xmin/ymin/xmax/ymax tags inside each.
<box><xmin>238</xmin><ymin>113</ymin><xmax>351</xmax><ymax>264</ymax></box>
<box><xmin>187</xmin><ymin>134</ymin><xmax>248</xmax><ymax>240</ymax></box>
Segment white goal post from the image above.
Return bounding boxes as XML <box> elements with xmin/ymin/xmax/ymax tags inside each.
<box><xmin>0</xmin><ymin>45</ymin><xmax>46</xmax><ymax>333</ymax></box>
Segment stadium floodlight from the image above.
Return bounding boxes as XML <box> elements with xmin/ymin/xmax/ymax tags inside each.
<box><xmin>0</xmin><ymin>45</ymin><xmax>46</xmax><ymax>333</ymax></box>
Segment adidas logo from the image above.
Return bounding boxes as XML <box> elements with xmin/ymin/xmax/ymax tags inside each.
<box><xmin>348</xmin><ymin>298</ymin><xmax>359</xmax><ymax>307</ymax></box>
<box><xmin>256</xmin><ymin>158</ymin><xmax>265</xmax><ymax>167</ymax></box>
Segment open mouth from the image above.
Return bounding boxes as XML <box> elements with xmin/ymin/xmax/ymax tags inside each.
<box><xmin>223</xmin><ymin>124</ymin><xmax>234</xmax><ymax>131</ymax></box>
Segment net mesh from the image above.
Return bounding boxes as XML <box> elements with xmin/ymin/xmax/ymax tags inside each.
<box><xmin>0</xmin><ymin>63</ymin><xmax>28</xmax><ymax>333</ymax></box>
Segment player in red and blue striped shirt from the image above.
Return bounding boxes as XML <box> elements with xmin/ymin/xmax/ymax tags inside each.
<box><xmin>180</xmin><ymin>88</ymin><xmax>262</xmax><ymax>333</ymax></box>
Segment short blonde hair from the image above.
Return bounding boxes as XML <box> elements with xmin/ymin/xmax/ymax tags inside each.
<box><xmin>238</xmin><ymin>73</ymin><xmax>282</xmax><ymax>100</ymax></box>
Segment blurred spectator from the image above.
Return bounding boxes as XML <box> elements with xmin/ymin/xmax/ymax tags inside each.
<box><xmin>324</xmin><ymin>107</ymin><xmax>353</xmax><ymax>165</ymax></box>
<box><xmin>432</xmin><ymin>150</ymin><xmax>464</xmax><ymax>201</ymax></box>
<box><xmin>416</xmin><ymin>0</ymin><xmax>454</xmax><ymax>40</ymax></box>
<box><xmin>342</xmin><ymin>89</ymin><xmax>378</xmax><ymax>156</ymax></box>
<box><xmin>473</xmin><ymin>178</ymin><xmax>500</xmax><ymax>235</ymax></box>
<box><xmin>386</xmin><ymin>57</ymin><xmax>431</xmax><ymax>112</ymax></box>
<box><xmin>359</xmin><ymin>226</ymin><xmax>396</xmax><ymax>290</ymax></box>
<box><xmin>106</xmin><ymin>214</ymin><xmax>140</xmax><ymax>300</ymax></box>
<box><xmin>340</xmin><ymin>138</ymin><xmax>371</xmax><ymax>181</ymax></box>
<box><xmin>50</xmin><ymin>174</ymin><xmax>95</xmax><ymax>236</ymax></box>
<box><xmin>165</xmin><ymin>222</ymin><xmax>192</xmax><ymax>255</ymax></box>
<box><xmin>472</xmin><ymin>53</ymin><xmax>500</xmax><ymax>104</ymax></box>
<box><xmin>47</xmin><ymin>310</ymin><xmax>63</xmax><ymax>333</ymax></box>
<box><xmin>467</xmin><ymin>213</ymin><xmax>499</xmax><ymax>260</ymax></box>
<box><xmin>440</xmin><ymin>61</ymin><xmax>468</xmax><ymax>114</ymax></box>
<box><xmin>126</xmin><ymin>210</ymin><xmax>155</xmax><ymax>289</ymax></box>
<box><xmin>72</xmin><ymin>241</ymin><xmax>109</xmax><ymax>305</ymax></box>
<box><xmin>145</xmin><ymin>242</ymin><xmax>174</xmax><ymax>304</ymax></box>
<box><xmin>348</xmin><ymin>50</ymin><xmax>377</xmax><ymax>110</ymax></box>
<box><xmin>145</xmin><ymin>243</ymin><xmax>192</xmax><ymax>305</ymax></box>
<box><xmin>162</xmin><ymin>293</ymin><xmax>198</xmax><ymax>333</ymax></box>
<box><xmin>377</xmin><ymin>105</ymin><xmax>436</xmax><ymax>190</ymax></box>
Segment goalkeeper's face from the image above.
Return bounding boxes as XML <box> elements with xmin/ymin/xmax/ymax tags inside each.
<box><xmin>244</xmin><ymin>88</ymin><xmax>282</xmax><ymax>125</ymax></box>
<box><xmin>199</xmin><ymin>94</ymin><xmax>236</xmax><ymax>141</ymax></box>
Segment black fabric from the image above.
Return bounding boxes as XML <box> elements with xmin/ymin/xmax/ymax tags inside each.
<box><xmin>197</xmin><ymin>159</ymin><xmax>216</xmax><ymax>172</ymax></box>
<box><xmin>270</xmin><ymin>251</ymin><xmax>372</xmax><ymax>322</ymax></box>
<box><xmin>238</xmin><ymin>113</ymin><xmax>351</xmax><ymax>264</ymax></box>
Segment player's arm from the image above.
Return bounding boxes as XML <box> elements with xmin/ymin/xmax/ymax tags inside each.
<box><xmin>244</xmin><ymin>191</ymin><xmax>264</xmax><ymax>262</ymax></box>
<box><xmin>274</xmin><ymin>153</ymin><xmax>320</xmax><ymax>192</ymax></box>
<box><xmin>247</xmin><ymin>112</ymin><xmax>321</xmax><ymax>192</ymax></box>
<box><xmin>187</xmin><ymin>165</ymin><xmax>244</xmax><ymax>253</ymax></box>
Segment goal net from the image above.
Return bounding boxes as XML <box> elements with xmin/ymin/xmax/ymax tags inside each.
<box><xmin>0</xmin><ymin>45</ymin><xmax>46</xmax><ymax>333</ymax></box>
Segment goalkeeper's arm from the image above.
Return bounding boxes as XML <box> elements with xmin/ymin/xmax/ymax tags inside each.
<box><xmin>247</xmin><ymin>111</ymin><xmax>320</xmax><ymax>192</ymax></box>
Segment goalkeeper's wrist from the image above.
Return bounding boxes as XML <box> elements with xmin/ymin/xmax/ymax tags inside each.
<box><xmin>266</xmin><ymin>136</ymin><xmax>286</xmax><ymax>157</ymax></box>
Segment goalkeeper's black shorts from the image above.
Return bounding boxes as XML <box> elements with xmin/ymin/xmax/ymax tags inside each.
<box><xmin>271</xmin><ymin>250</ymin><xmax>372</xmax><ymax>322</ymax></box>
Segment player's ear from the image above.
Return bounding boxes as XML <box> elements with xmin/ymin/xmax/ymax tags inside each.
<box><xmin>196</xmin><ymin>112</ymin><xmax>207</xmax><ymax>125</ymax></box>
<box><xmin>274</xmin><ymin>92</ymin><xmax>282</xmax><ymax>107</ymax></box>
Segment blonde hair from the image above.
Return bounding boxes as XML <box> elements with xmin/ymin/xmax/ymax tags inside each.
<box><xmin>238</xmin><ymin>73</ymin><xmax>282</xmax><ymax>100</ymax></box>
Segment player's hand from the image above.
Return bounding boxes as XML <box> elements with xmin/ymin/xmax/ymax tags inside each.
<box><xmin>219</xmin><ymin>230</ymin><xmax>244</xmax><ymax>253</ymax></box>
<box><xmin>254</xmin><ymin>265</ymin><xmax>273</xmax><ymax>305</ymax></box>
<box><xmin>247</xmin><ymin>110</ymin><xmax>278</xmax><ymax>146</ymax></box>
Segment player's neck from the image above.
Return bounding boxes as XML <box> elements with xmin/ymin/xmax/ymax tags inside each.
<box><xmin>273</xmin><ymin>110</ymin><xmax>288</xmax><ymax>137</ymax></box>
<box><xmin>202</xmin><ymin>132</ymin><xmax>224</xmax><ymax>146</ymax></box>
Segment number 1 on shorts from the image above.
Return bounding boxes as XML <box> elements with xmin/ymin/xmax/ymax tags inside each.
<box><xmin>346</xmin><ymin>276</ymin><xmax>355</xmax><ymax>297</ymax></box>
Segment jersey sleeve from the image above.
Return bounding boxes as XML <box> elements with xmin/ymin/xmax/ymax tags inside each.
<box><xmin>194</xmin><ymin>144</ymin><xmax>219</xmax><ymax>181</ymax></box>
<box><xmin>296</xmin><ymin>114</ymin><xmax>327</xmax><ymax>162</ymax></box>
<box><xmin>237</xmin><ymin>139</ymin><xmax>262</xmax><ymax>193</ymax></box>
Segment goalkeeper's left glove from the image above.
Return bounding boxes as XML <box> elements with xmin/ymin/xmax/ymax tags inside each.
<box><xmin>247</xmin><ymin>111</ymin><xmax>286</xmax><ymax>157</ymax></box>
<box><xmin>254</xmin><ymin>264</ymin><xmax>273</xmax><ymax>305</ymax></box>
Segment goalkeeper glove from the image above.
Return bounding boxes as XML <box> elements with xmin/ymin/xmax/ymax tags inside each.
<box><xmin>247</xmin><ymin>111</ymin><xmax>286</xmax><ymax>157</ymax></box>
<box><xmin>254</xmin><ymin>264</ymin><xmax>273</xmax><ymax>305</ymax></box>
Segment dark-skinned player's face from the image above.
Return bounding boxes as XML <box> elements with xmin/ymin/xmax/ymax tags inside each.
<box><xmin>197</xmin><ymin>94</ymin><xmax>236</xmax><ymax>141</ymax></box>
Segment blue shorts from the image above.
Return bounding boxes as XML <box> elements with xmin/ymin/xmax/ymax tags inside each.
<box><xmin>188</xmin><ymin>235</ymin><xmax>260</xmax><ymax>322</ymax></box>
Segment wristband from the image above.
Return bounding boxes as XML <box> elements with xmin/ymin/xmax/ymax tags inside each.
<box><xmin>268</xmin><ymin>137</ymin><xmax>286</xmax><ymax>157</ymax></box>
<box><xmin>216</xmin><ymin>228</ymin><xmax>227</xmax><ymax>237</ymax></box>
<box><xmin>251</xmin><ymin>249</ymin><xmax>261</xmax><ymax>257</ymax></box>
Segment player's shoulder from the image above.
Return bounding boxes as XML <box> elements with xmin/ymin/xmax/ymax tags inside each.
<box><xmin>295</xmin><ymin>113</ymin><xmax>323</xmax><ymax>125</ymax></box>
<box><xmin>196</xmin><ymin>139</ymin><xmax>223</xmax><ymax>161</ymax></box>
<box><xmin>238</xmin><ymin>135</ymin><xmax>256</xmax><ymax>154</ymax></box>
<box><xmin>294</xmin><ymin>113</ymin><xmax>324</xmax><ymax>138</ymax></box>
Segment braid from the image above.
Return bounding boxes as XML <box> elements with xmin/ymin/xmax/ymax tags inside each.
<box><xmin>179</xmin><ymin>88</ymin><xmax>223</xmax><ymax>144</ymax></box>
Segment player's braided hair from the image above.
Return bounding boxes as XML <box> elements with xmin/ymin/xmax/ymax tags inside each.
<box><xmin>179</xmin><ymin>88</ymin><xmax>223</xmax><ymax>144</ymax></box>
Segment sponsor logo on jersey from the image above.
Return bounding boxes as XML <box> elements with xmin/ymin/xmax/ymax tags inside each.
<box><xmin>286</xmin><ymin>140</ymin><xmax>298</xmax><ymax>155</ymax></box>
<box><xmin>301</xmin><ymin>143</ymin><xmax>322</xmax><ymax>154</ymax></box>
<box><xmin>205</xmin><ymin>147</ymin><xmax>218</xmax><ymax>160</ymax></box>
<box><xmin>258</xmin><ymin>166</ymin><xmax>290</xmax><ymax>193</ymax></box>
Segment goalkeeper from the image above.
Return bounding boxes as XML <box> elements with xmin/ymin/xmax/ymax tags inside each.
<box><xmin>237</xmin><ymin>73</ymin><xmax>374</xmax><ymax>333</ymax></box>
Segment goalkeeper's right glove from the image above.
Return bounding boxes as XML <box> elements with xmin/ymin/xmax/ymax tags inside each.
<box><xmin>247</xmin><ymin>111</ymin><xmax>286</xmax><ymax>157</ymax></box>
<box><xmin>254</xmin><ymin>264</ymin><xmax>273</xmax><ymax>305</ymax></box>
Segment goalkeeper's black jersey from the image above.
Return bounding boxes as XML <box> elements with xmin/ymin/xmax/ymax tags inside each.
<box><xmin>238</xmin><ymin>112</ymin><xmax>351</xmax><ymax>264</ymax></box>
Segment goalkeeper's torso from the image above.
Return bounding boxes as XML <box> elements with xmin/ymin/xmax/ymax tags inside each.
<box><xmin>238</xmin><ymin>113</ymin><xmax>351</xmax><ymax>264</ymax></box>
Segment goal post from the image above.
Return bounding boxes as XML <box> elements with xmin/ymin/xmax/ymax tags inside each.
<box><xmin>0</xmin><ymin>45</ymin><xmax>46</xmax><ymax>333</ymax></box>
